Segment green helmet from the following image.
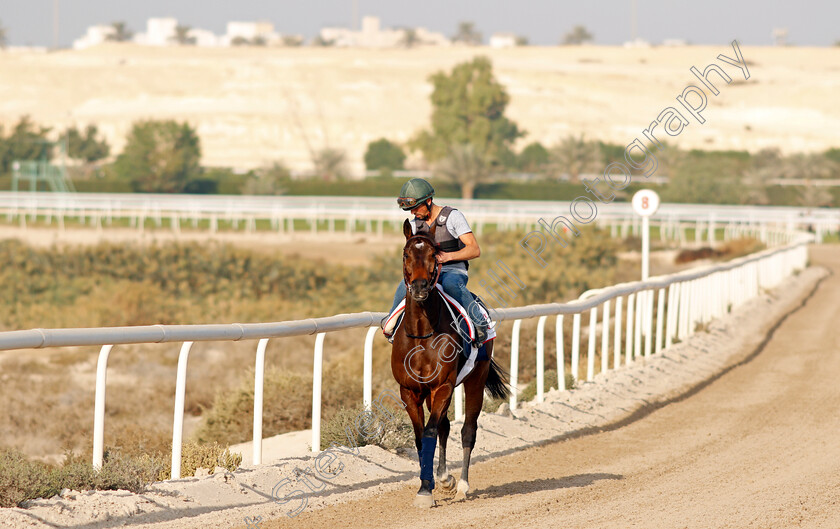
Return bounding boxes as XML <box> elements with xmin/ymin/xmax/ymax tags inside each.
<box><xmin>397</xmin><ymin>178</ymin><xmax>435</xmax><ymax>210</ymax></box>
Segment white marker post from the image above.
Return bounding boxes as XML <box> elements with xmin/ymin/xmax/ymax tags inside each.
<box><xmin>632</xmin><ymin>190</ymin><xmax>661</xmax><ymax>344</ymax></box>
<box><xmin>632</xmin><ymin>190</ymin><xmax>661</xmax><ymax>281</ymax></box>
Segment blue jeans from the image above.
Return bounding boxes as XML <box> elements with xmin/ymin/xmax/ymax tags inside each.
<box><xmin>389</xmin><ymin>271</ymin><xmax>486</xmax><ymax>337</ymax></box>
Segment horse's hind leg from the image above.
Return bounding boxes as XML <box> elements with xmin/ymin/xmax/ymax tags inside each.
<box><xmin>456</xmin><ymin>363</ymin><xmax>489</xmax><ymax>501</ymax></box>
<box><xmin>436</xmin><ymin>413</ymin><xmax>455</xmax><ymax>491</ymax></box>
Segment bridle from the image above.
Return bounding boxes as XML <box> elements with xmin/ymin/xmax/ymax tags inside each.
<box><xmin>403</xmin><ymin>233</ymin><xmax>443</xmax><ymax>339</ymax></box>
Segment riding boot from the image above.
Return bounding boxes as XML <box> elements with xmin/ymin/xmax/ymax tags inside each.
<box><xmin>471</xmin><ymin>324</ymin><xmax>488</xmax><ymax>348</ymax></box>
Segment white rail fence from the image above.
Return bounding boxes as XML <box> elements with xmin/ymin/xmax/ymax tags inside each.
<box><xmin>0</xmin><ymin>235</ymin><xmax>810</xmax><ymax>479</ymax></box>
<box><xmin>0</xmin><ymin>192</ymin><xmax>836</xmax><ymax>242</ymax></box>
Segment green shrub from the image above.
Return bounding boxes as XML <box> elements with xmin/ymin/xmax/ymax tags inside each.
<box><xmin>364</xmin><ymin>138</ymin><xmax>406</xmax><ymax>171</ymax></box>
<box><xmin>320</xmin><ymin>401</ymin><xmax>413</xmax><ymax>451</ymax></box>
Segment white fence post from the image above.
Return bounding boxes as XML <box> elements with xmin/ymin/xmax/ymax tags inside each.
<box><xmin>171</xmin><ymin>341</ymin><xmax>194</xmax><ymax>480</ymax></box>
<box><xmin>614</xmin><ymin>297</ymin><xmax>623</xmax><ymax>369</ymax></box>
<box><xmin>601</xmin><ymin>299</ymin><xmax>611</xmax><ymax>374</ymax></box>
<box><xmin>536</xmin><ymin>315</ymin><xmax>547</xmax><ymax>402</ymax></box>
<box><xmin>556</xmin><ymin>315</ymin><xmax>565</xmax><ymax>391</ymax></box>
<box><xmin>509</xmin><ymin>319</ymin><xmax>522</xmax><ymax>410</ymax></box>
<box><xmin>253</xmin><ymin>338</ymin><xmax>269</xmax><ymax>466</ymax></box>
<box><xmin>93</xmin><ymin>344</ymin><xmax>114</xmax><ymax>471</ymax></box>
<box><xmin>625</xmin><ymin>293</ymin><xmax>635</xmax><ymax>365</ymax></box>
<box><xmin>587</xmin><ymin>307</ymin><xmax>597</xmax><ymax>381</ymax></box>
<box><xmin>311</xmin><ymin>333</ymin><xmax>326</xmax><ymax>453</ymax></box>
<box><xmin>363</xmin><ymin>327</ymin><xmax>377</xmax><ymax>410</ymax></box>
<box><xmin>571</xmin><ymin>313</ymin><xmax>581</xmax><ymax>380</ymax></box>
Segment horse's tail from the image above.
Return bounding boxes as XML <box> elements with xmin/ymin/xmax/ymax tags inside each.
<box><xmin>485</xmin><ymin>357</ymin><xmax>511</xmax><ymax>401</ymax></box>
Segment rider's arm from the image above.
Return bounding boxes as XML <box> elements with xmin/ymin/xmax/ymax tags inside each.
<box><xmin>437</xmin><ymin>232</ymin><xmax>480</xmax><ymax>264</ymax></box>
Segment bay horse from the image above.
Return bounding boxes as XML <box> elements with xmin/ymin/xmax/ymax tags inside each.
<box><xmin>391</xmin><ymin>219</ymin><xmax>510</xmax><ymax>508</ymax></box>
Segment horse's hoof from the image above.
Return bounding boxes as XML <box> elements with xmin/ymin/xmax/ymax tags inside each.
<box><xmin>413</xmin><ymin>493</ymin><xmax>435</xmax><ymax>508</ymax></box>
<box><xmin>439</xmin><ymin>475</ymin><xmax>456</xmax><ymax>491</ymax></box>
<box><xmin>454</xmin><ymin>479</ymin><xmax>470</xmax><ymax>501</ymax></box>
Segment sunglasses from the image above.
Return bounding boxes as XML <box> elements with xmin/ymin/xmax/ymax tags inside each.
<box><xmin>397</xmin><ymin>197</ymin><xmax>426</xmax><ymax>209</ymax></box>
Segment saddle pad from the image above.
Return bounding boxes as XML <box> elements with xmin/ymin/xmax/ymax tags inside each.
<box><xmin>383</xmin><ymin>285</ymin><xmax>496</xmax><ymax>386</ymax></box>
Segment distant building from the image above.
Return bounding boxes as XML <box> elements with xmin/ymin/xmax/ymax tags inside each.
<box><xmin>489</xmin><ymin>33</ymin><xmax>518</xmax><ymax>48</ymax></box>
<box><xmin>320</xmin><ymin>16</ymin><xmax>449</xmax><ymax>48</ymax></box>
<box><xmin>223</xmin><ymin>21</ymin><xmax>281</xmax><ymax>46</ymax></box>
<box><xmin>73</xmin><ymin>25</ymin><xmax>116</xmax><ymax>50</ymax></box>
<box><xmin>662</xmin><ymin>38</ymin><xmax>687</xmax><ymax>47</ymax></box>
<box><xmin>188</xmin><ymin>28</ymin><xmax>221</xmax><ymax>47</ymax></box>
<box><xmin>623</xmin><ymin>38</ymin><xmax>651</xmax><ymax>48</ymax></box>
<box><xmin>133</xmin><ymin>18</ymin><xmax>178</xmax><ymax>46</ymax></box>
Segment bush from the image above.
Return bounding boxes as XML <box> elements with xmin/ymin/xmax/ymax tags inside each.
<box><xmin>364</xmin><ymin>138</ymin><xmax>406</xmax><ymax>171</ymax></box>
<box><xmin>196</xmin><ymin>362</ymin><xmax>361</xmax><ymax>447</ymax></box>
<box><xmin>113</xmin><ymin>120</ymin><xmax>201</xmax><ymax>193</ymax></box>
<box><xmin>320</xmin><ymin>401</ymin><xmax>413</xmax><ymax>451</ymax></box>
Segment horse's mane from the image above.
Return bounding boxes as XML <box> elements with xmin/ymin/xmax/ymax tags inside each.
<box><xmin>405</xmin><ymin>230</ymin><xmax>439</xmax><ymax>252</ymax></box>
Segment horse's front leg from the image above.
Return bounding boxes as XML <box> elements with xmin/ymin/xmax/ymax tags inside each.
<box><xmin>414</xmin><ymin>384</ymin><xmax>453</xmax><ymax>508</ymax></box>
<box><xmin>436</xmin><ymin>412</ymin><xmax>455</xmax><ymax>491</ymax></box>
<box><xmin>399</xmin><ymin>387</ymin><xmax>425</xmax><ymax>457</ymax></box>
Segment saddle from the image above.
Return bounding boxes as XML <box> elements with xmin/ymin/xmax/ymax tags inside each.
<box><xmin>382</xmin><ymin>285</ymin><xmax>496</xmax><ymax>386</ymax></box>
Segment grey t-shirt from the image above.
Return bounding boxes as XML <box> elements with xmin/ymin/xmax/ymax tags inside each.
<box><xmin>411</xmin><ymin>209</ymin><xmax>472</xmax><ymax>275</ymax></box>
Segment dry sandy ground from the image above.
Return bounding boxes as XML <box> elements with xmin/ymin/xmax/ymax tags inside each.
<box><xmin>0</xmin><ymin>245</ymin><xmax>831</xmax><ymax>528</ymax></box>
<box><xmin>1</xmin><ymin>45</ymin><xmax>838</xmax><ymax>171</ymax></box>
<box><xmin>0</xmin><ymin>224</ymin><xmax>403</xmax><ymax>266</ymax></box>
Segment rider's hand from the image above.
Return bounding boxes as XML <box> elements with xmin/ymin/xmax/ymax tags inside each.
<box><xmin>436</xmin><ymin>254</ymin><xmax>447</xmax><ymax>264</ymax></box>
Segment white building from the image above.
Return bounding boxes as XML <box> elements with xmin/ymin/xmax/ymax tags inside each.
<box><xmin>73</xmin><ymin>25</ymin><xmax>116</xmax><ymax>50</ymax></box>
<box><xmin>223</xmin><ymin>21</ymin><xmax>280</xmax><ymax>45</ymax></box>
<box><xmin>320</xmin><ymin>16</ymin><xmax>449</xmax><ymax>48</ymax></box>
<box><xmin>489</xmin><ymin>33</ymin><xmax>518</xmax><ymax>48</ymax></box>
<box><xmin>134</xmin><ymin>18</ymin><xmax>178</xmax><ymax>46</ymax></box>
<box><xmin>188</xmin><ymin>28</ymin><xmax>221</xmax><ymax>47</ymax></box>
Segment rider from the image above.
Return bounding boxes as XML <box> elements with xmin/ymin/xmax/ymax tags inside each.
<box><xmin>384</xmin><ymin>177</ymin><xmax>488</xmax><ymax>347</ymax></box>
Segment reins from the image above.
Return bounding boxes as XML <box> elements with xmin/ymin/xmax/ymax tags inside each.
<box><xmin>403</xmin><ymin>233</ymin><xmax>444</xmax><ymax>339</ymax></box>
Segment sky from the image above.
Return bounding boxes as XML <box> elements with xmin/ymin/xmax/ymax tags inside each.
<box><xmin>1</xmin><ymin>0</ymin><xmax>840</xmax><ymax>48</ymax></box>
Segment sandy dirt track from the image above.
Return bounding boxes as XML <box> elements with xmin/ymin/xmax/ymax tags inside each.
<box><xmin>253</xmin><ymin>245</ymin><xmax>840</xmax><ymax>529</ymax></box>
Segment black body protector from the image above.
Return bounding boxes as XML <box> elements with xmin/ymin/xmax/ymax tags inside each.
<box><xmin>413</xmin><ymin>206</ymin><xmax>469</xmax><ymax>270</ymax></box>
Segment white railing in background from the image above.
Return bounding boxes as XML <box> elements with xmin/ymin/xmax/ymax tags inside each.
<box><xmin>0</xmin><ymin>192</ymin><xmax>837</xmax><ymax>242</ymax></box>
<box><xmin>0</xmin><ymin>235</ymin><xmax>810</xmax><ymax>479</ymax></box>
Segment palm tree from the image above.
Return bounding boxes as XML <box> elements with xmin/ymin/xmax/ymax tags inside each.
<box><xmin>171</xmin><ymin>25</ymin><xmax>196</xmax><ymax>45</ymax></box>
<box><xmin>434</xmin><ymin>144</ymin><xmax>491</xmax><ymax>199</ymax></box>
<box><xmin>400</xmin><ymin>28</ymin><xmax>420</xmax><ymax>48</ymax></box>
<box><xmin>106</xmin><ymin>22</ymin><xmax>134</xmax><ymax>42</ymax></box>
<box><xmin>549</xmin><ymin>135</ymin><xmax>603</xmax><ymax>182</ymax></box>
<box><xmin>562</xmin><ymin>25</ymin><xmax>594</xmax><ymax>45</ymax></box>
<box><xmin>453</xmin><ymin>22</ymin><xmax>482</xmax><ymax>45</ymax></box>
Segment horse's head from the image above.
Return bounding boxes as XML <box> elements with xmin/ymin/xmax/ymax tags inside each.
<box><xmin>402</xmin><ymin>219</ymin><xmax>440</xmax><ymax>302</ymax></box>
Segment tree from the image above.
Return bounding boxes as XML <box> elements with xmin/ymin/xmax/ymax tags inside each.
<box><xmin>313</xmin><ymin>147</ymin><xmax>349</xmax><ymax>181</ymax></box>
<box><xmin>106</xmin><ymin>22</ymin><xmax>134</xmax><ymax>42</ymax></box>
<box><xmin>282</xmin><ymin>35</ymin><xmax>304</xmax><ymax>47</ymax></box>
<box><xmin>515</xmin><ymin>35</ymin><xmax>529</xmax><ymax>46</ymax></box>
<box><xmin>171</xmin><ymin>25</ymin><xmax>196</xmax><ymax>46</ymax></box>
<box><xmin>563</xmin><ymin>25</ymin><xmax>594</xmax><ymax>45</ymax></box>
<box><xmin>364</xmin><ymin>139</ymin><xmax>406</xmax><ymax>172</ymax></box>
<box><xmin>400</xmin><ymin>28</ymin><xmax>420</xmax><ymax>48</ymax></box>
<box><xmin>434</xmin><ymin>143</ymin><xmax>491</xmax><ymax>199</ymax></box>
<box><xmin>65</xmin><ymin>124</ymin><xmax>110</xmax><ymax>162</ymax></box>
<box><xmin>114</xmin><ymin>120</ymin><xmax>201</xmax><ymax>193</ymax></box>
<box><xmin>311</xmin><ymin>35</ymin><xmax>335</xmax><ymax>47</ymax></box>
<box><xmin>243</xmin><ymin>163</ymin><xmax>290</xmax><ymax>195</ymax></box>
<box><xmin>548</xmin><ymin>135</ymin><xmax>603</xmax><ymax>182</ymax></box>
<box><xmin>0</xmin><ymin>116</ymin><xmax>53</xmax><ymax>173</ymax></box>
<box><xmin>453</xmin><ymin>22</ymin><xmax>482</xmax><ymax>45</ymax></box>
<box><xmin>409</xmin><ymin>56</ymin><xmax>524</xmax><ymax>166</ymax></box>
<box><xmin>0</xmin><ymin>20</ymin><xmax>7</xmax><ymax>49</ymax></box>
<box><xmin>516</xmin><ymin>142</ymin><xmax>550</xmax><ymax>172</ymax></box>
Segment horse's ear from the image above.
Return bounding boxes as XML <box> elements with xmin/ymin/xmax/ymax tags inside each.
<box><xmin>403</xmin><ymin>219</ymin><xmax>412</xmax><ymax>239</ymax></box>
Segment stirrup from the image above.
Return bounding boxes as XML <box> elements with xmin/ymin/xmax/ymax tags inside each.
<box><xmin>471</xmin><ymin>326</ymin><xmax>488</xmax><ymax>348</ymax></box>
